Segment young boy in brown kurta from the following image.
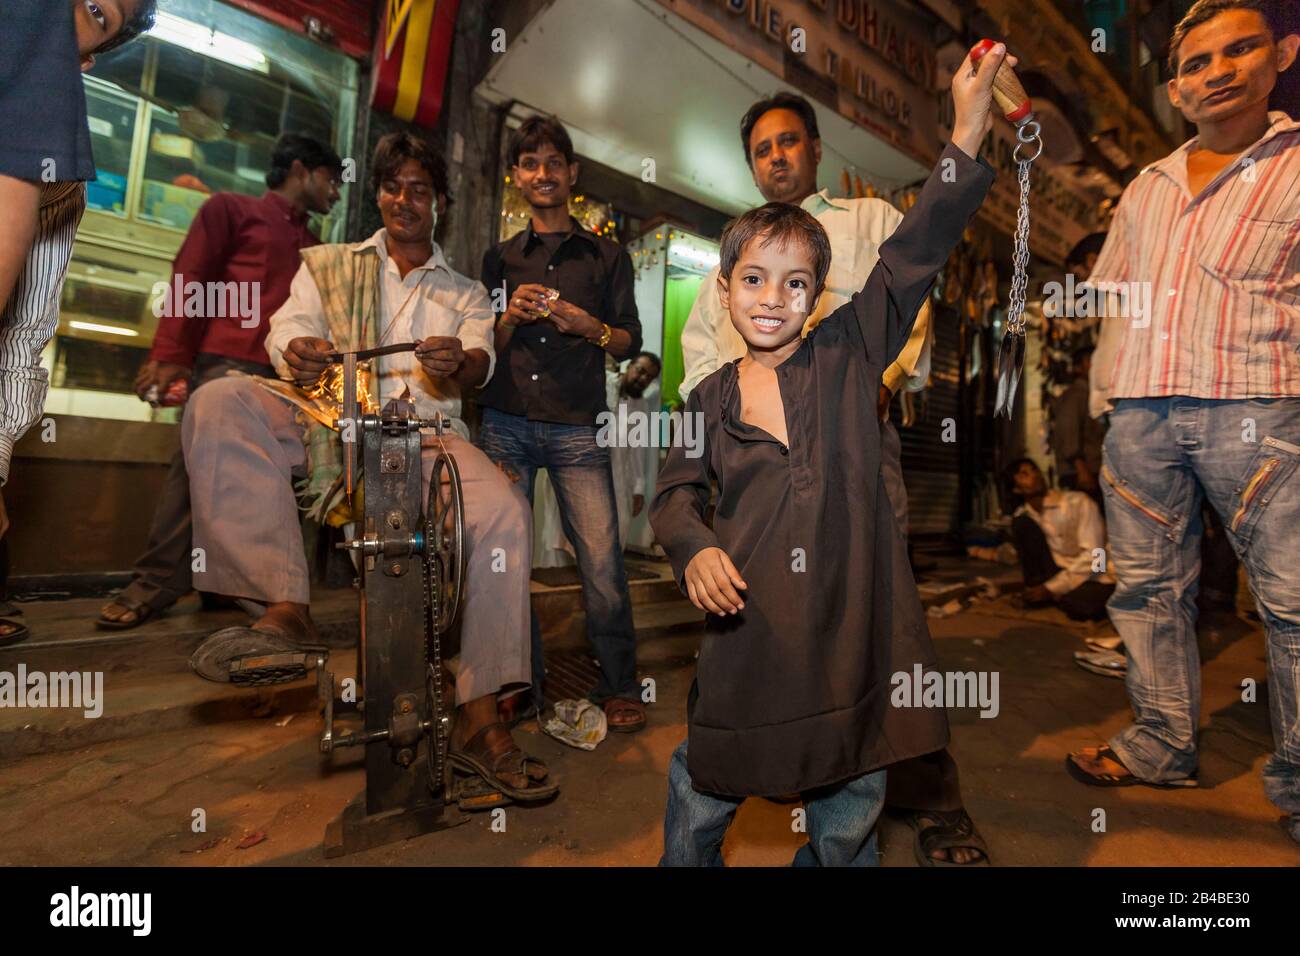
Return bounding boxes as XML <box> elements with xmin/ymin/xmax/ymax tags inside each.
<box><xmin>650</xmin><ymin>49</ymin><xmax>1007</xmax><ymax>866</ymax></box>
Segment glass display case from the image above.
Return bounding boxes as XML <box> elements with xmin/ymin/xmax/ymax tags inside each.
<box><xmin>626</xmin><ymin>226</ymin><xmax>719</xmax><ymax>410</ymax></box>
<box><xmin>46</xmin><ymin>0</ymin><xmax>361</xmax><ymax>422</ymax></box>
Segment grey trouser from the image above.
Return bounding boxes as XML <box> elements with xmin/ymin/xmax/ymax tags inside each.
<box><xmin>182</xmin><ymin>375</ymin><xmax>533</xmax><ymax>704</ymax></box>
<box><xmin>119</xmin><ymin>354</ymin><xmax>275</xmax><ymax>612</ymax></box>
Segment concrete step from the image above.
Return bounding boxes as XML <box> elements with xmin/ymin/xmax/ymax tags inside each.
<box><xmin>0</xmin><ymin>590</ymin><xmax>698</xmax><ymax>761</ymax></box>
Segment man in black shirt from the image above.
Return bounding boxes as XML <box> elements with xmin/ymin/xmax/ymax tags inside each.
<box><xmin>479</xmin><ymin>116</ymin><xmax>645</xmax><ymax>732</ymax></box>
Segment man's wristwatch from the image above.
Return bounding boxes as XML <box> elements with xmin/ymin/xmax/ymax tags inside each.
<box><xmin>589</xmin><ymin>322</ymin><xmax>613</xmax><ymax>349</ymax></box>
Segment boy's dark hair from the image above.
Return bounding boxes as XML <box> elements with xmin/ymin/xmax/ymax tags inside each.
<box><xmin>739</xmin><ymin>92</ymin><xmax>821</xmax><ymax>169</ymax></box>
<box><xmin>369</xmin><ymin>131</ymin><xmax>451</xmax><ymax>201</ymax></box>
<box><xmin>1167</xmin><ymin>0</ymin><xmax>1280</xmax><ymax>75</ymax></box>
<box><xmin>718</xmin><ymin>202</ymin><xmax>832</xmax><ymax>297</ymax></box>
<box><xmin>91</xmin><ymin>0</ymin><xmax>158</xmax><ymax>56</ymax></box>
<box><xmin>1072</xmin><ymin>345</ymin><xmax>1095</xmax><ymax>368</ymax></box>
<box><xmin>265</xmin><ymin>133</ymin><xmax>342</xmax><ymax>188</ymax></box>
<box><xmin>633</xmin><ymin>351</ymin><xmax>662</xmax><ymax>373</ymax></box>
<box><xmin>507</xmin><ymin>115</ymin><xmax>575</xmax><ymax>167</ymax></box>
<box><xmin>1001</xmin><ymin>456</ymin><xmax>1040</xmax><ymax>505</ymax></box>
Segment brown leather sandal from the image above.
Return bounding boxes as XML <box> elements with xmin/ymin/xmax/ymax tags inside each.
<box><xmin>95</xmin><ymin>599</ymin><xmax>155</xmax><ymax>631</ymax></box>
<box><xmin>603</xmin><ymin>697</ymin><xmax>646</xmax><ymax>733</ymax></box>
<box><xmin>448</xmin><ymin>721</ymin><xmax>558</xmax><ymax>802</ymax></box>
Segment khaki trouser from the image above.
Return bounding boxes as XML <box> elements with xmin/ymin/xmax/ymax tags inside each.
<box><xmin>183</xmin><ymin>375</ymin><xmax>532</xmax><ymax>704</ymax></box>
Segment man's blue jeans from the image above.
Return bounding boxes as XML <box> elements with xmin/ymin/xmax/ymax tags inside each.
<box><xmin>477</xmin><ymin>407</ymin><xmax>639</xmax><ymax>706</ymax></box>
<box><xmin>1102</xmin><ymin>397</ymin><xmax>1300</xmax><ymax>813</ymax></box>
<box><xmin>660</xmin><ymin>740</ymin><xmax>886</xmax><ymax>866</ymax></box>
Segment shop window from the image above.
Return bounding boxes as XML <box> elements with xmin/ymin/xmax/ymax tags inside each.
<box><xmin>84</xmin><ymin>80</ymin><xmax>138</xmax><ymax>216</ymax></box>
<box><xmin>51</xmin><ymin>0</ymin><xmax>360</xmax><ymax>423</ymax></box>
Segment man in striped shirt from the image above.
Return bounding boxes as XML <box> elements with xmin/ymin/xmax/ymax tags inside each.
<box><xmin>1066</xmin><ymin>0</ymin><xmax>1300</xmax><ymax>843</ymax></box>
<box><xmin>0</xmin><ymin>0</ymin><xmax>156</xmax><ymax>643</ymax></box>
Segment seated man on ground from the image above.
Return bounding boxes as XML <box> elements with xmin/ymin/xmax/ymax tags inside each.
<box><xmin>1001</xmin><ymin>458</ymin><xmax>1115</xmax><ymax>621</ymax></box>
<box><xmin>182</xmin><ymin>133</ymin><xmax>553</xmax><ymax>803</ymax></box>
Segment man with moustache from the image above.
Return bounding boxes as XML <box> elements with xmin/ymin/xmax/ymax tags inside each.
<box><xmin>679</xmin><ymin>92</ymin><xmax>988</xmax><ymax>866</ymax></box>
<box><xmin>182</xmin><ymin>133</ymin><xmax>555</xmax><ymax>803</ymax></box>
<box><xmin>478</xmin><ymin>116</ymin><xmax>646</xmax><ymax>734</ymax></box>
<box><xmin>1064</xmin><ymin>0</ymin><xmax>1300</xmax><ymax>845</ymax></box>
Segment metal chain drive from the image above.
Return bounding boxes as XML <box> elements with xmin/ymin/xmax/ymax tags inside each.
<box><xmin>424</xmin><ymin>419</ymin><xmax>462</xmax><ymax>801</ymax></box>
<box><xmin>424</xmin><ymin>449</ymin><xmax>449</xmax><ymax>800</ymax></box>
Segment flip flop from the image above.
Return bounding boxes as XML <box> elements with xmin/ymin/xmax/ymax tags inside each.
<box><xmin>0</xmin><ymin>618</ymin><xmax>30</xmax><ymax>647</ymax></box>
<box><xmin>448</xmin><ymin>721</ymin><xmax>558</xmax><ymax>803</ymax></box>
<box><xmin>95</xmin><ymin>600</ymin><xmax>155</xmax><ymax>631</ymax></box>
<box><xmin>603</xmin><ymin>696</ymin><xmax>646</xmax><ymax>733</ymax></box>
<box><xmin>906</xmin><ymin>808</ymin><xmax>990</xmax><ymax>867</ymax></box>
<box><xmin>1065</xmin><ymin>745</ymin><xmax>1198</xmax><ymax>789</ymax></box>
<box><xmin>190</xmin><ymin>624</ymin><xmax>328</xmax><ymax>685</ymax></box>
<box><xmin>1073</xmin><ymin>648</ymin><xmax>1127</xmax><ymax>678</ymax></box>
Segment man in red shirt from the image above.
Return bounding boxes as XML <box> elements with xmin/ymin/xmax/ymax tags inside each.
<box><xmin>96</xmin><ymin>133</ymin><xmax>341</xmax><ymax>629</ymax></box>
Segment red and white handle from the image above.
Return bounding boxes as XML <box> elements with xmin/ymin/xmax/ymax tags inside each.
<box><xmin>969</xmin><ymin>39</ymin><xmax>1033</xmax><ymax>126</ymax></box>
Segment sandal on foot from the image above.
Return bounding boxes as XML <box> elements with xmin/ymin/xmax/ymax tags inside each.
<box><xmin>603</xmin><ymin>696</ymin><xmax>646</xmax><ymax>733</ymax></box>
<box><xmin>0</xmin><ymin>618</ymin><xmax>30</xmax><ymax>647</ymax></box>
<box><xmin>448</xmin><ymin>721</ymin><xmax>558</xmax><ymax>802</ymax></box>
<box><xmin>190</xmin><ymin>624</ymin><xmax>327</xmax><ymax>685</ymax></box>
<box><xmin>1065</xmin><ymin>745</ymin><xmax>1198</xmax><ymax>789</ymax></box>
<box><xmin>95</xmin><ymin>599</ymin><xmax>155</xmax><ymax>631</ymax></box>
<box><xmin>906</xmin><ymin>808</ymin><xmax>990</xmax><ymax>867</ymax></box>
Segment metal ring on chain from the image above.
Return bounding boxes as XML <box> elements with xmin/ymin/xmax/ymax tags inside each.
<box><xmin>1013</xmin><ymin>120</ymin><xmax>1043</xmax><ymax>164</ymax></box>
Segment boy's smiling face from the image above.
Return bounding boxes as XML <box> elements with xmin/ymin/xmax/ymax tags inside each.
<box><xmin>718</xmin><ymin>230</ymin><xmax>818</xmax><ymax>359</ymax></box>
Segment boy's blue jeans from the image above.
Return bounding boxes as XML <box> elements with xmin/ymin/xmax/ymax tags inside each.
<box><xmin>477</xmin><ymin>407</ymin><xmax>639</xmax><ymax>707</ymax></box>
<box><xmin>660</xmin><ymin>740</ymin><xmax>887</xmax><ymax>866</ymax></box>
<box><xmin>1102</xmin><ymin>397</ymin><xmax>1300</xmax><ymax>813</ymax></box>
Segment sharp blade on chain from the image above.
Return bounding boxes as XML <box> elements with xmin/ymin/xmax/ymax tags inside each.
<box><xmin>1008</xmin><ymin>333</ymin><xmax>1026</xmax><ymax>409</ymax></box>
<box><xmin>994</xmin><ymin>331</ymin><xmax>1014</xmax><ymax>417</ymax></box>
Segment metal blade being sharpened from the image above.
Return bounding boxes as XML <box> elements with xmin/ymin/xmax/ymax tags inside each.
<box><xmin>326</xmin><ymin>342</ymin><xmax>418</xmax><ymax>363</ymax></box>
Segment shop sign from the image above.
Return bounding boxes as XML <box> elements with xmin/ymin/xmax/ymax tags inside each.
<box><xmin>371</xmin><ymin>0</ymin><xmax>461</xmax><ymax>128</ymax></box>
<box><xmin>657</xmin><ymin>0</ymin><xmax>939</xmax><ymax>163</ymax></box>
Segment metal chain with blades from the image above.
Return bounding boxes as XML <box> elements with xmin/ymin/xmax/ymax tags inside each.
<box><xmin>994</xmin><ymin>119</ymin><xmax>1043</xmax><ymax>418</ymax></box>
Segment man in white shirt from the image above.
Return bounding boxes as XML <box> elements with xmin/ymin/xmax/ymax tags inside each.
<box><xmin>182</xmin><ymin>135</ymin><xmax>553</xmax><ymax>802</ymax></box>
<box><xmin>1002</xmin><ymin>458</ymin><xmax>1116</xmax><ymax>620</ymax></box>
<box><xmin>676</xmin><ymin>92</ymin><xmax>985</xmax><ymax>867</ymax></box>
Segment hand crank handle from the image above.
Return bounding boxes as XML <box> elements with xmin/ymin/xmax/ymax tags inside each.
<box><xmin>970</xmin><ymin>39</ymin><xmax>1033</xmax><ymax>126</ymax></box>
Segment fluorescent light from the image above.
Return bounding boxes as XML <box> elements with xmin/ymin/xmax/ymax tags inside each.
<box><xmin>669</xmin><ymin>242</ymin><xmax>720</xmax><ymax>270</ymax></box>
<box><xmin>151</xmin><ymin>12</ymin><xmax>269</xmax><ymax>74</ymax></box>
<box><xmin>69</xmin><ymin>321</ymin><xmax>139</xmax><ymax>337</ymax></box>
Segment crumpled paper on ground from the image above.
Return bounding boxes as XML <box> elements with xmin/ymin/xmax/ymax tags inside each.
<box><xmin>542</xmin><ymin>699</ymin><xmax>607</xmax><ymax>751</ymax></box>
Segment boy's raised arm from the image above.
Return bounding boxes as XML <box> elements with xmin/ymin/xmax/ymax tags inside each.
<box><xmin>852</xmin><ymin>46</ymin><xmax>1007</xmax><ymax>368</ymax></box>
